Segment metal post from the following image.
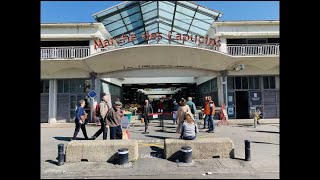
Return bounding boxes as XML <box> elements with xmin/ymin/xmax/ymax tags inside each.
<box><xmin>89</xmin><ymin>72</ymin><xmax>97</xmax><ymax>123</ymax></box>
<box><xmin>181</xmin><ymin>146</ymin><xmax>192</xmax><ymax>163</ymax></box>
<box><xmin>245</xmin><ymin>140</ymin><xmax>251</xmax><ymax>161</ymax></box>
<box><xmin>118</xmin><ymin>148</ymin><xmax>129</xmax><ymax>165</ymax></box>
<box><xmin>57</xmin><ymin>144</ymin><xmax>64</xmax><ymax>166</ymax></box>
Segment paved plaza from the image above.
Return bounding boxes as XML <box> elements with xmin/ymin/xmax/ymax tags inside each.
<box><xmin>41</xmin><ymin>119</ymin><xmax>279</xmax><ymax>179</ymax></box>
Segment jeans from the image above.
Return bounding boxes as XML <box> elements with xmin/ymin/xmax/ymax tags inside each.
<box><xmin>206</xmin><ymin>115</ymin><xmax>215</xmax><ymax>131</ymax></box>
<box><xmin>183</xmin><ymin>136</ymin><xmax>196</xmax><ymax>140</ymax></box>
<box><xmin>110</xmin><ymin>125</ymin><xmax>122</xmax><ymax>140</ymax></box>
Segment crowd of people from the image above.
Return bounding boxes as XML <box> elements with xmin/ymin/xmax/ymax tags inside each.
<box><xmin>72</xmin><ymin>94</ymin><xmax>217</xmax><ymax>141</ymax></box>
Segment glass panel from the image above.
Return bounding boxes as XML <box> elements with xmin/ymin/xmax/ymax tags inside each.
<box><xmin>159</xmin><ymin>2</ymin><xmax>175</xmax><ymax>13</ymax></box>
<box><xmin>172</xmin><ymin>27</ymin><xmax>188</xmax><ymax>35</ymax></box>
<box><xmin>110</xmin><ymin>26</ymin><xmax>127</xmax><ymax>37</ymax></box>
<box><xmin>254</xmin><ymin>77</ymin><xmax>260</xmax><ymax>89</ymax></box>
<box><xmin>104</xmin><ymin>14</ymin><xmax>122</xmax><ymax>24</ymax></box>
<box><xmin>197</xmin><ymin>6</ymin><xmax>220</xmax><ymax>17</ymax></box>
<box><xmin>148</xmin><ymin>28</ymin><xmax>158</xmax><ymax>34</ymax></box>
<box><xmin>70</xmin><ymin>110</ymin><xmax>75</xmax><ymax>121</ymax></box>
<box><xmin>249</xmin><ymin>77</ymin><xmax>254</xmax><ymax>89</ymax></box>
<box><xmin>105</xmin><ymin>21</ymin><xmax>125</xmax><ymax>32</ymax></box>
<box><xmin>235</xmin><ymin>77</ymin><xmax>241</xmax><ymax>89</ymax></box>
<box><xmin>173</xmin><ymin>19</ymin><xmax>190</xmax><ymax>30</ymax></box>
<box><xmin>44</xmin><ymin>80</ymin><xmax>49</xmax><ymax>93</ymax></box>
<box><xmin>191</xmin><ymin>20</ymin><xmax>211</xmax><ymax>30</ymax></box>
<box><xmin>58</xmin><ymin>80</ymin><xmax>63</xmax><ymax>93</ymax></box>
<box><xmin>194</xmin><ymin>12</ymin><xmax>214</xmax><ymax>24</ymax></box>
<box><xmin>269</xmin><ymin>76</ymin><xmax>275</xmax><ymax>89</ymax></box>
<box><xmin>159</xmin><ymin>10</ymin><xmax>174</xmax><ymax>20</ymax></box>
<box><xmin>188</xmin><ymin>25</ymin><xmax>207</xmax><ymax>36</ymax></box>
<box><xmin>176</xmin><ymin>5</ymin><xmax>196</xmax><ymax>18</ymax></box>
<box><xmin>123</xmin><ymin>13</ymin><xmax>142</xmax><ymax>25</ymax></box>
<box><xmin>142</xmin><ymin>9</ymin><xmax>157</xmax><ymax>21</ymax></box>
<box><xmin>184</xmin><ymin>41</ymin><xmax>196</xmax><ymax>46</ymax></box>
<box><xmin>126</xmin><ymin>20</ymin><xmax>143</xmax><ymax>31</ymax></box>
<box><xmin>242</xmin><ymin>77</ymin><xmax>248</xmax><ymax>89</ymax></box>
<box><xmin>263</xmin><ymin>77</ymin><xmax>269</xmax><ymax>89</ymax></box>
<box><xmin>120</xmin><ymin>6</ymin><xmax>140</xmax><ymax>18</ymax></box>
<box><xmin>70</xmin><ymin>95</ymin><xmax>76</xmax><ymax>109</ymax></box>
<box><xmin>145</xmin><ymin>23</ymin><xmax>158</xmax><ymax>32</ymax></box>
<box><xmin>84</xmin><ymin>80</ymin><xmax>91</xmax><ymax>92</ymax></box>
<box><xmin>63</xmin><ymin>80</ymin><xmax>69</xmax><ymax>93</ymax></box>
<box><xmin>227</xmin><ymin>77</ymin><xmax>234</xmax><ymax>89</ymax></box>
<box><xmin>141</xmin><ymin>1</ymin><xmax>157</xmax><ymax>12</ymax></box>
<box><xmin>175</xmin><ymin>12</ymin><xmax>193</xmax><ymax>24</ymax></box>
<box><xmin>159</xmin><ymin>17</ymin><xmax>172</xmax><ymax>25</ymax></box>
<box><xmin>122</xmin><ymin>42</ymin><xmax>134</xmax><ymax>47</ymax></box>
<box><xmin>159</xmin><ymin>23</ymin><xmax>172</xmax><ymax>31</ymax></box>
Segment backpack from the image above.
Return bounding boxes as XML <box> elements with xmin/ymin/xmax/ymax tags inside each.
<box><xmin>95</xmin><ymin>104</ymin><xmax>100</xmax><ymax>117</ymax></box>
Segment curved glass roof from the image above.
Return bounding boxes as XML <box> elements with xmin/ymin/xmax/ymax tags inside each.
<box><xmin>92</xmin><ymin>1</ymin><xmax>223</xmax><ymax>47</ymax></box>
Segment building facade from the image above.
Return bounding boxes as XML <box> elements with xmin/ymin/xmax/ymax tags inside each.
<box><xmin>41</xmin><ymin>1</ymin><xmax>279</xmax><ymax>123</ymax></box>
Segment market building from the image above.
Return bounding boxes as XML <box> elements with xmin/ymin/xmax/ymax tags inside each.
<box><xmin>41</xmin><ymin>1</ymin><xmax>279</xmax><ymax>123</ymax></box>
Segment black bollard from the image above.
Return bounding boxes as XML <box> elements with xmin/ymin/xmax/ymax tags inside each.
<box><xmin>245</xmin><ymin>140</ymin><xmax>251</xmax><ymax>161</ymax></box>
<box><xmin>57</xmin><ymin>144</ymin><xmax>65</xmax><ymax>166</ymax></box>
<box><xmin>181</xmin><ymin>146</ymin><xmax>192</xmax><ymax>163</ymax></box>
<box><xmin>118</xmin><ymin>148</ymin><xmax>129</xmax><ymax>165</ymax></box>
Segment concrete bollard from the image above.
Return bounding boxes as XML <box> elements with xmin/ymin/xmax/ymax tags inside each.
<box><xmin>181</xmin><ymin>146</ymin><xmax>192</xmax><ymax>163</ymax></box>
<box><xmin>57</xmin><ymin>144</ymin><xmax>65</xmax><ymax>166</ymax></box>
<box><xmin>245</xmin><ymin>140</ymin><xmax>251</xmax><ymax>161</ymax></box>
<box><xmin>118</xmin><ymin>148</ymin><xmax>129</xmax><ymax>165</ymax></box>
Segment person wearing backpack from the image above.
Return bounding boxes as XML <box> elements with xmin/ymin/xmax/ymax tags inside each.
<box><xmin>91</xmin><ymin>93</ymin><xmax>110</xmax><ymax>140</ymax></box>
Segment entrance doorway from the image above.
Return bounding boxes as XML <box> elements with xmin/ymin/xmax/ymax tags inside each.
<box><xmin>235</xmin><ymin>91</ymin><xmax>249</xmax><ymax>119</ymax></box>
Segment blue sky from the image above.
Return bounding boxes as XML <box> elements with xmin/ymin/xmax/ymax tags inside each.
<box><xmin>41</xmin><ymin>1</ymin><xmax>279</xmax><ymax>23</ymax></box>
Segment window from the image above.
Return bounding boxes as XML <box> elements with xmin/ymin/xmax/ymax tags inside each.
<box><xmin>254</xmin><ymin>77</ymin><xmax>260</xmax><ymax>89</ymax></box>
<box><xmin>242</xmin><ymin>77</ymin><xmax>248</xmax><ymax>89</ymax></box>
<box><xmin>249</xmin><ymin>77</ymin><xmax>254</xmax><ymax>89</ymax></box>
<box><xmin>227</xmin><ymin>77</ymin><xmax>234</xmax><ymax>89</ymax></box>
<box><xmin>263</xmin><ymin>76</ymin><xmax>276</xmax><ymax>89</ymax></box>
<box><xmin>235</xmin><ymin>77</ymin><xmax>241</xmax><ymax>89</ymax></box>
<box><xmin>58</xmin><ymin>79</ymin><xmax>90</xmax><ymax>93</ymax></box>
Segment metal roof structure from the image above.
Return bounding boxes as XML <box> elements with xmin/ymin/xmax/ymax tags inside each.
<box><xmin>92</xmin><ymin>1</ymin><xmax>223</xmax><ymax>47</ymax></box>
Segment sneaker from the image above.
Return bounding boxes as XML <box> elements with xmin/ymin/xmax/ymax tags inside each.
<box><xmin>207</xmin><ymin>130</ymin><xmax>214</xmax><ymax>133</ymax></box>
<box><xmin>91</xmin><ymin>136</ymin><xmax>96</xmax><ymax>140</ymax></box>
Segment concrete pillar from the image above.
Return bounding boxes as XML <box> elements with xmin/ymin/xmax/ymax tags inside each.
<box><xmin>217</xmin><ymin>75</ymin><xmax>224</xmax><ymax>106</ymax></box>
<box><xmin>219</xmin><ymin>37</ymin><xmax>228</xmax><ymax>53</ymax></box>
<box><xmin>48</xmin><ymin>79</ymin><xmax>57</xmax><ymax>123</ymax></box>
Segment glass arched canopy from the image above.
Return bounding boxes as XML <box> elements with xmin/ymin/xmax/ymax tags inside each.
<box><xmin>92</xmin><ymin>1</ymin><xmax>223</xmax><ymax>47</ymax></box>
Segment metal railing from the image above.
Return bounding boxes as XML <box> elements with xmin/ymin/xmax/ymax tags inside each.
<box><xmin>40</xmin><ymin>46</ymin><xmax>90</xmax><ymax>59</ymax></box>
<box><xmin>40</xmin><ymin>44</ymin><xmax>279</xmax><ymax>60</ymax></box>
<box><xmin>227</xmin><ymin>44</ymin><xmax>279</xmax><ymax>56</ymax></box>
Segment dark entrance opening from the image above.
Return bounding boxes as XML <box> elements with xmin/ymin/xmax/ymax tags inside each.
<box><xmin>235</xmin><ymin>91</ymin><xmax>249</xmax><ymax>119</ymax></box>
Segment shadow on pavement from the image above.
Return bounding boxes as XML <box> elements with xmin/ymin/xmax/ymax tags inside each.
<box><xmin>145</xmin><ymin>135</ymin><xmax>173</xmax><ymax>140</ymax></box>
<box><xmin>248</xmin><ymin>130</ymin><xmax>279</xmax><ymax>134</ymax></box>
<box><xmin>150</xmin><ymin>146</ymin><xmax>164</xmax><ymax>159</ymax></box>
<box><xmin>250</xmin><ymin>141</ymin><xmax>279</xmax><ymax>145</ymax></box>
<box><xmin>53</xmin><ymin>136</ymin><xmax>72</xmax><ymax>141</ymax></box>
<box><xmin>45</xmin><ymin>160</ymin><xmax>58</xmax><ymax>165</ymax></box>
<box><xmin>154</xmin><ymin>129</ymin><xmax>176</xmax><ymax>133</ymax></box>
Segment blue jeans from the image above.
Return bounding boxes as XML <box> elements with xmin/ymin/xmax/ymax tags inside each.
<box><xmin>110</xmin><ymin>125</ymin><xmax>122</xmax><ymax>140</ymax></box>
<box><xmin>205</xmin><ymin>115</ymin><xmax>215</xmax><ymax>131</ymax></box>
<box><xmin>183</xmin><ymin>136</ymin><xmax>196</xmax><ymax>140</ymax></box>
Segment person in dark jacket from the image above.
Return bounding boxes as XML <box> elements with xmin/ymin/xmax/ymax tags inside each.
<box><xmin>72</xmin><ymin>100</ymin><xmax>89</xmax><ymax>140</ymax></box>
<box><xmin>172</xmin><ymin>99</ymin><xmax>179</xmax><ymax>124</ymax></box>
<box><xmin>106</xmin><ymin>101</ymin><xmax>124</xmax><ymax>140</ymax></box>
<box><xmin>142</xmin><ymin>99</ymin><xmax>153</xmax><ymax>134</ymax></box>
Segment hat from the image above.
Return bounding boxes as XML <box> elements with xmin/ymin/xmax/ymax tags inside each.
<box><xmin>114</xmin><ymin>101</ymin><xmax>122</xmax><ymax>106</ymax></box>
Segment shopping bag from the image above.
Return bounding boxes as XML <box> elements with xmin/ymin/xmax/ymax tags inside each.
<box><xmin>123</xmin><ymin>130</ymin><xmax>130</xmax><ymax>140</ymax></box>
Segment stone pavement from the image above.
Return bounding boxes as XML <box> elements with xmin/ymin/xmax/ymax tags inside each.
<box><xmin>41</xmin><ymin>119</ymin><xmax>279</xmax><ymax>179</ymax></box>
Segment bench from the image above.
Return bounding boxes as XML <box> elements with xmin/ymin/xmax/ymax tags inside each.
<box><xmin>65</xmin><ymin>139</ymin><xmax>139</xmax><ymax>163</ymax></box>
<box><xmin>164</xmin><ymin>138</ymin><xmax>234</xmax><ymax>161</ymax></box>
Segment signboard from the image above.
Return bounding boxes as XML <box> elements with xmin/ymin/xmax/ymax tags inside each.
<box><xmin>94</xmin><ymin>31</ymin><xmax>221</xmax><ymax>49</ymax></box>
<box><xmin>250</xmin><ymin>92</ymin><xmax>261</xmax><ymax>105</ymax></box>
<box><xmin>227</xmin><ymin>107</ymin><xmax>234</xmax><ymax>116</ymax></box>
<box><xmin>88</xmin><ymin>90</ymin><xmax>97</xmax><ymax>99</ymax></box>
